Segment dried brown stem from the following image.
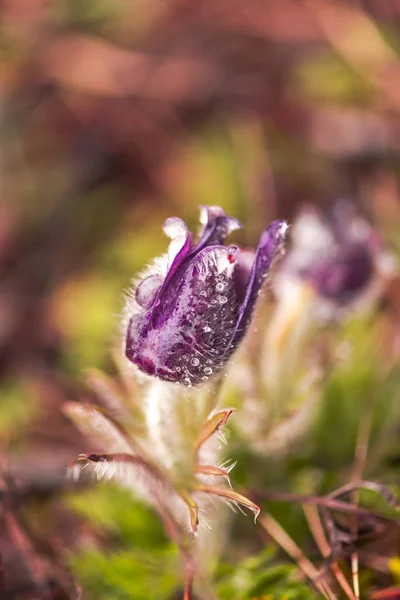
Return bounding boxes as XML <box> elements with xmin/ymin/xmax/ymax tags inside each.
<box><xmin>349</xmin><ymin>398</ymin><xmax>375</xmax><ymax>600</ymax></box>
<box><xmin>304</xmin><ymin>503</ymin><xmax>356</xmax><ymax>600</ymax></box>
<box><xmin>258</xmin><ymin>513</ymin><xmax>337</xmax><ymax>600</ymax></box>
<box><xmin>252</xmin><ymin>489</ymin><xmax>398</xmax><ymax>523</ymax></box>
<box><xmin>183</xmin><ymin>570</ymin><xmax>194</xmax><ymax>600</ymax></box>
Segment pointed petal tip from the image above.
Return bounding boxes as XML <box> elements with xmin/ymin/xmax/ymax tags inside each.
<box><xmin>260</xmin><ymin>219</ymin><xmax>289</xmax><ymax>245</ymax></box>
<box><xmin>199</xmin><ymin>205</ymin><xmax>243</xmax><ymax>233</ymax></box>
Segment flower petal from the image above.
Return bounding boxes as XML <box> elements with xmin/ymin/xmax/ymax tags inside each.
<box><xmin>227</xmin><ymin>220</ymin><xmax>288</xmax><ymax>350</ymax></box>
<box><xmin>192</xmin><ymin>205</ymin><xmax>242</xmax><ymax>254</ymax></box>
<box><xmin>126</xmin><ymin>245</ymin><xmax>240</xmax><ymax>385</ymax></box>
<box><xmin>232</xmin><ymin>249</ymin><xmax>257</xmax><ymax>304</ymax></box>
<box><xmin>146</xmin><ymin>217</ymin><xmax>192</xmax><ymax>311</ymax></box>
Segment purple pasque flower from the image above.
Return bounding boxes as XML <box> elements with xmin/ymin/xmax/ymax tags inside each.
<box><xmin>307</xmin><ymin>240</ymin><xmax>374</xmax><ymax>302</ymax></box>
<box><xmin>125</xmin><ymin>206</ymin><xmax>287</xmax><ymax>386</ymax></box>
<box><xmin>278</xmin><ymin>200</ymin><xmax>392</xmax><ymax>306</ymax></box>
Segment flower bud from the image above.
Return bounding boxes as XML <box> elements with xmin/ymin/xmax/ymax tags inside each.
<box><xmin>277</xmin><ymin>200</ymin><xmax>394</xmax><ymax>308</ymax></box>
<box><xmin>125</xmin><ymin>206</ymin><xmax>287</xmax><ymax>386</ymax></box>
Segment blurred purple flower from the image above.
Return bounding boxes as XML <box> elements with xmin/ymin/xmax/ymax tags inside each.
<box><xmin>308</xmin><ymin>241</ymin><xmax>373</xmax><ymax>302</ymax></box>
<box><xmin>125</xmin><ymin>206</ymin><xmax>287</xmax><ymax>385</ymax></box>
<box><xmin>278</xmin><ymin>200</ymin><xmax>395</xmax><ymax>307</ymax></box>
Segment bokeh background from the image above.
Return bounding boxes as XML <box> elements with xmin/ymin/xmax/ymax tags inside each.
<box><xmin>3</xmin><ymin>1</ymin><xmax>400</xmax><ymax>598</ymax></box>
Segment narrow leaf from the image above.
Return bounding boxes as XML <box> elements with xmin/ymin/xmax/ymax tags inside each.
<box><xmin>195</xmin><ymin>409</ymin><xmax>233</xmax><ymax>453</ymax></box>
<box><xmin>196</xmin><ymin>484</ymin><xmax>260</xmax><ymax>522</ymax></box>
<box><xmin>196</xmin><ymin>464</ymin><xmax>235</xmax><ymax>485</ymax></box>
<box><xmin>179</xmin><ymin>490</ymin><xmax>199</xmax><ymax>533</ymax></box>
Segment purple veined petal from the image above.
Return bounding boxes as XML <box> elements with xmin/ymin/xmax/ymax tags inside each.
<box><xmin>126</xmin><ymin>313</ymin><xmax>148</xmax><ymax>362</ymax></box>
<box><xmin>190</xmin><ymin>205</ymin><xmax>243</xmax><ymax>255</ymax></box>
<box><xmin>146</xmin><ymin>217</ymin><xmax>192</xmax><ymax>318</ymax></box>
<box><xmin>231</xmin><ymin>249</ymin><xmax>256</xmax><ymax>304</ymax></box>
<box><xmin>127</xmin><ymin>244</ymin><xmax>241</xmax><ymax>385</ymax></box>
<box><xmin>225</xmin><ymin>220</ymin><xmax>288</xmax><ymax>352</ymax></box>
<box><xmin>148</xmin><ymin>209</ymin><xmax>240</xmax><ymax>329</ymax></box>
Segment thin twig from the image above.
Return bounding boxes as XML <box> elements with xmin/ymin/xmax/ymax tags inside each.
<box><xmin>350</xmin><ymin>395</ymin><xmax>376</xmax><ymax>600</ymax></box>
<box><xmin>258</xmin><ymin>513</ymin><xmax>337</xmax><ymax>600</ymax></box>
<box><xmin>327</xmin><ymin>480</ymin><xmax>398</xmax><ymax>506</ymax></box>
<box><xmin>304</xmin><ymin>503</ymin><xmax>356</xmax><ymax>600</ymax></box>
<box><xmin>251</xmin><ymin>489</ymin><xmax>398</xmax><ymax>523</ymax></box>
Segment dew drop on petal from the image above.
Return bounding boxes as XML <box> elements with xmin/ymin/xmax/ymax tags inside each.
<box><xmin>218</xmin><ymin>295</ymin><xmax>227</xmax><ymax>304</ymax></box>
<box><xmin>135</xmin><ymin>275</ymin><xmax>163</xmax><ymax>309</ymax></box>
<box><xmin>204</xmin><ymin>367</ymin><xmax>212</xmax><ymax>375</ymax></box>
<box><xmin>216</xmin><ymin>282</ymin><xmax>225</xmax><ymax>292</ymax></box>
<box><xmin>203</xmin><ymin>325</ymin><xmax>212</xmax><ymax>333</ymax></box>
<box><xmin>227</xmin><ymin>245</ymin><xmax>239</xmax><ymax>264</ymax></box>
<box><xmin>191</xmin><ymin>357</ymin><xmax>200</xmax><ymax>366</ymax></box>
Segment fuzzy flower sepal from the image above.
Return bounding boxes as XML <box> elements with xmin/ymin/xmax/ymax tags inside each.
<box><xmin>65</xmin><ymin>373</ymin><xmax>259</xmax><ymax>536</ymax></box>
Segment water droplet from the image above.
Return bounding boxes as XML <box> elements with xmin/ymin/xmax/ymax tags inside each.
<box><xmin>176</xmin><ymin>367</ymin><xmax>181</xmax><ymax>372</ymax></box>
<box><xmin>203</xmin><ymin>325</ymin><xmax>211</xmax><ymax>333</ymax></box>
<box><xmin>135</xmin><ymin>274</ymin><xmax>163</xmax><ymax>309</ymax></box>
<box><xmin>227</xmin><ymin>245</ymin><xmax>239</xmax><ymax>264</ymax></box>
<box><xmin>211</xmin><ymin>299</ymin><xmax>217</xmax><ymax>305</ymax></box>
<box><xmin>191</xmin><ymin>357</ymin><xmax>200</xmax><ymax>366</ymax></box>
<box><xmin>183</xmin><ymin>377</ymin><xmax>191</xmax><ymax>386</ymax></box>
<box><xmin>206</xmin><ymin>359</ymin><xmax>213</xmax><ymax>365</ymax></box>
<box><xmin>202</xmin><ymin>376</ymin><xmax>209</xmax><ymax>381</ymax></box>
<box><xmin>218</xmin><ymin>295</ymin><xmax>227</xmax><ymax>304</ymax></box>
<box><xmin>216</xmin><ymin>282</ymin><xmax>225</xmax><ymax>292</ymax></box>
<box><xmin>204</xmin><ymin>367</ymin><xmax>212</xmax><ymax>375</ymax></box>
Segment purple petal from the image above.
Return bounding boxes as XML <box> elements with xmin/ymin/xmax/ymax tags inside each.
<box><xmin>146</xmin><ymin>217</ymin><xmax>192</xmax><ymax>314</ymax></box>
<box><xmin>149</xmin><ymin>208</ymin><xmax>240</xmax><ymax>328</ymax></box>
<box><xmin>227</xmin><ymin>220</ymin><xmax>288</xmax><ymax>351</ymax></box>
<box><xmin>190</xmin><ymin>205</ymin><xmax>242</xmax><ymax>255</ymax></box>
<box><xmin>231</xmin><ymin>249</ymin><xmax>256</xmax><ymax>304</ymax></box>
<box><xmin>163</xmin><ymin>216</ymin><xmax>192</xmax><ymax>277</ymax></box>
<box><xmin>126</xmin><ymin>245</ymin><xmax>240</xmax><ymax>385</ymax></box>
